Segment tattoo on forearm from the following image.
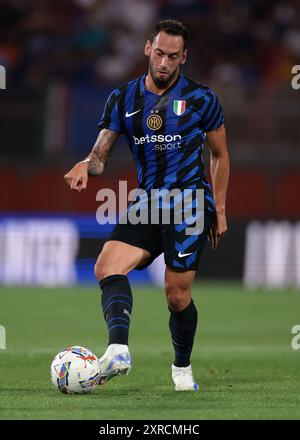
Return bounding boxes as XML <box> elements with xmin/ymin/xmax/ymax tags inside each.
<box><xmin>87</xmin><ymin>129</ymin><xmax>118</xmax><ymax>176</ymax></box>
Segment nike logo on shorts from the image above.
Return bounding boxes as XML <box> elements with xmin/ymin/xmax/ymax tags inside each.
<box><xmin>125</xmin><ymin>109</ymin><xmax>141</xmax><ymax>117</ymax></box>
<box><xmin>178</xmin><ymin>251</ymin><xmax>193</xmax><ymax>258</ymax></box>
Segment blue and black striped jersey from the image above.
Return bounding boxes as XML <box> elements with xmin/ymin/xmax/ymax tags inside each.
<box><xmin>98</xmin><ymin>74</ymin><xmax>224</xmax><ymax>212</ymax></box>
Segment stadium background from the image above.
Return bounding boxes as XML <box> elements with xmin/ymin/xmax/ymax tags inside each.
<box><xmin>0</xmin><ymin>0</ymin><xmax>299</xmax><ymax>288</ymax></box>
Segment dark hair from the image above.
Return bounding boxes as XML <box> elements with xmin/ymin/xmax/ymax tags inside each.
<box><xmin>149</xmin><ymin>19</ymin><xmax>189</xmax><ymax>50</ymax></box>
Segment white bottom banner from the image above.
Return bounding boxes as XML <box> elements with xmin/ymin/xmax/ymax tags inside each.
<box><xmin>244</xmin><ymin>221</ymin><xmax>300</xmax><ymax>289</ymax></box>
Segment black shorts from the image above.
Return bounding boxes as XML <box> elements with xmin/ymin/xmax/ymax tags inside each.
<box><xmin>107</xmin><ymin>188</ymin><xmax>215</xmax><ymax>271</ymax></box>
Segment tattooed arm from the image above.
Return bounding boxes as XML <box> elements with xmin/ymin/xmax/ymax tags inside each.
<box><xmin>64</xmin><ymin>129</ymin><xmax>119</xmax><ymax>192</ymax></box>
<box><xmin>85</xmin><ymin>129</ymin><xmax>119</xmax><ymax>176</ymax></box>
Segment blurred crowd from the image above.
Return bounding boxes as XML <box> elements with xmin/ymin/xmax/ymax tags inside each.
<box><xmin>1</xmin><ymin>0</ymin><xmax>299</xmax><ymax>90</ymax></box>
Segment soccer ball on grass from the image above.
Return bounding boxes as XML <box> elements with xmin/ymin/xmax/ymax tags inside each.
<box><xmin>50</xmin><ymin>346</ymin><xmax>100</xmax><ymax>394</ymax></box>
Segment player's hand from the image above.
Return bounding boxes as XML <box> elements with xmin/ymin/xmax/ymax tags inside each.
<box><xmin>64</xmin><ymin>162</ymin><xmax>89</xmax><ymax>192</ymax></box>
<box><xmin>209</xmin><ymin>211</ymin><xmax>227</xmax><ymax>250</ymax></box>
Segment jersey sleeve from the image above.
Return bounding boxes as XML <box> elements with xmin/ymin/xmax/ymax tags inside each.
<box><xmin>201</xmin><ymin>88</ymin><xmax>225</xmax><ymax>132</ymax></box>
<box><xmin>97</xmin><ymin>90</ymin><xmax>124</xmax><ymax>134</ymax></box>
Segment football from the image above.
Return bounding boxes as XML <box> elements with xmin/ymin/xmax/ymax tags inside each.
<box><xmin>50</xmin><ymin>346</ymin><xmax>100</xmax><ymax>394</ymax></box>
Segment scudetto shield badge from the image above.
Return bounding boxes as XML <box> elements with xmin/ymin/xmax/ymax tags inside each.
<box><xmin>173</xmin><ymin>100</ymin><xmax>186</xmax><ymax>116</ymax></box>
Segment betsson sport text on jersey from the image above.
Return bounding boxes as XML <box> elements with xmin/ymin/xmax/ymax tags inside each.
<box><xmin>133</xmin><ymin>134</ymin><xmax>182</xmax><ymax>151</ymax></box>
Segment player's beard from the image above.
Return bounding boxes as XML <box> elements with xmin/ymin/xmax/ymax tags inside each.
<box><xmin>149</xmin><ymin>63</ymin><xmax>179</xmax><ymax>90</ymax></box>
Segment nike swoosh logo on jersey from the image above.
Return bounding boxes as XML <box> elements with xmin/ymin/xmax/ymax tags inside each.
<box><xmin>178</xmin><ymin>251</ymin><xmax>193</xmax><ymax>258</ymax></box>
<box><xmin>125</xmin><ymin>109</ymin><xmax>141</xmax><ymax>117</ymax></box>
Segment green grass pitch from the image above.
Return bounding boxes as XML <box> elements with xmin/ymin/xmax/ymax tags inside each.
<box><xmin>1</xmin><ymin>282</ymin><xmax>300</xmax><ymax>420</ymax></box>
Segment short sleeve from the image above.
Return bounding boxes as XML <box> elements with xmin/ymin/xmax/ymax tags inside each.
<box><xmin>97</xmin><ymin>90</ymin><xmax>123</xmax><ymax>134</ymax></box>
<box><xmin>202</xmin><ymin>89</ymin><xmax>224</xmax><ymax>132</ymax></box>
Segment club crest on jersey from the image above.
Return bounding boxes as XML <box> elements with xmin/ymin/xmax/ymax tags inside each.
<box><xmin>147</xmin><ymin>114</ymin><xmax>163</xmax><ymax>130</ymax></box>
<box><xmin>173</xmin><ymin>100</ymin><xmax>186</xmax><ymax>116</ymax></box>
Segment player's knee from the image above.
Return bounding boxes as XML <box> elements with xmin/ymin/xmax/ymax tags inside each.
<box><xmin>94</xmin><ymin>254</ymin><xmax>127</xmax><ymax>281</ymax></box>
<box><xmin>165</xmin><ymin>284</ymin><xmax>191</xmax><ymax>312</ymax></box>
<box><xmin>94</xmin><ymin>261</ymin><xmax>118</xmax><ymax>281</ymax></box>
<box><xmin>94</xmin><ymin>257</ymin><xmax>105</xmax><ymax>281</ymax></box>
<box><xmin>94</xmin><ymin>255</ymin><xmax>111</xmax><ymax>281</ymax></box>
